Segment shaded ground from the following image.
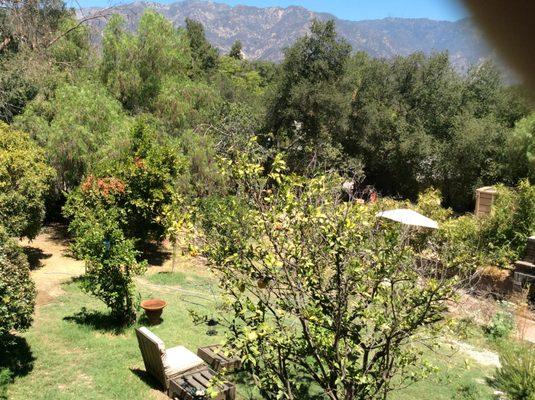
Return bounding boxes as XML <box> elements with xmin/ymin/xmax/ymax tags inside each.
<box><xmin>19</xmin><ymin>225</ymin><xmax>85</xmax><ymax>307</ymax></box>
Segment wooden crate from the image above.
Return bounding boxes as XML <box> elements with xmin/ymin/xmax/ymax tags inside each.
<box><xmin>197</xmin><ymin>345</ymin><xmax>241</xmax><ymax>372</ymax></box>
<box><xmin>475</xmin><ymin>186</ymin><xmax>498</xmax><ymax>216</ymax></box>
<box><xmin>168</xmin><ymin>367</ymin><xmax>235</xmax><ymax>400</ymax></box>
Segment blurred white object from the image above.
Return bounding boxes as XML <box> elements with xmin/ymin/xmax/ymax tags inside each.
<box><xmin>376</xmin><ymin>209</ymin><xmax>439</xmax><ymax>229</ymax></box>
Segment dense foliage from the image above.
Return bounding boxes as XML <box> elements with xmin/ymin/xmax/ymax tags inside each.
<box><xmin>494</xmin><ymin>343</ymin><xmax>535</xmax><ymax>400</ymax></box>
<box><xmin>265</xmin><ymin>20</ymin><xmax>354</xmax><ymax>172</ymax></box>
<box><xmin>433</xmin><ymin>181</ymin><xmax>535</xmax><ymax>269</ymax></box>
<box><xmin>346</xmin><ymin>57</ymin><xmax>532</xmax><ymax>209</ymax></box>
<box><xmin>14</xmin><ymin>80</ymin><xmax>131</xmax><ymax>195</ymax></box>
<box><xmin>64</xmin><ymin>119</ymin><xmax>188</xmax><ymax>244</ymax></box>
<box><xmin>0</xmin><ymin>226</ymin><xmax>36</xmax><ymax>337</ymax></box>
<box><xmin>0</xmin><ymin>122</ymin><xmax>53</xmax><ymax>239</ymax></box>
<box><xmin>63</xmin><ymin>119</ymin><xmax>188</xmax><ymax>322</ymax></box>
<box><xmin>4</xmin><ymin>10</ymin><xmax>532</xmax><ymax>213</ymax></box>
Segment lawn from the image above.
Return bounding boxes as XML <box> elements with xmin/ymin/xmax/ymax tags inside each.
<box><xmin>3</xmin><ymin>268</ymin><xmax>497</xmax><ymax>400</ymax></box>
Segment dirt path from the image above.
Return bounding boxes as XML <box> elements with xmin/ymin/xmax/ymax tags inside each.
<box><xmin>19</xmin><ymin>224</ymin><xmax>85</xmax><ymax>307</ymax></box>
<box><xmin>451</xmin><ymin>340</ymin><xmax>501</xmax><ymax>367</ymax></box>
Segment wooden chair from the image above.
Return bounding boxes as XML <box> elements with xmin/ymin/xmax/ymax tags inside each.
<box><xmin>135</xmin><ymin>327</ymin><xmax>206</xmax><ymax>393</ymax></box>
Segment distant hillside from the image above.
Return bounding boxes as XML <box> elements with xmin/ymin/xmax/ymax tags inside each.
<box><xmin>80</xmin><ymin>0</ymin><xmax>497</xmax><ymax>72</ymax></box>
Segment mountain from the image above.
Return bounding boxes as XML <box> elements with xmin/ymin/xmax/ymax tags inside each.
<box><xmin>80</xmin><ymin>0</ymin><xmax>496</xmax><ymax>72</ymax></box>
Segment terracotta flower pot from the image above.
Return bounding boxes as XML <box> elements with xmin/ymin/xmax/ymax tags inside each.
<box><xmin>140</xmin><ymin>299</ymin><xmax>167</xmax><ymax>325</ymax></box>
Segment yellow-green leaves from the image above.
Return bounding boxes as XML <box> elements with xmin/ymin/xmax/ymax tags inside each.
<box><xmin>0</xmin><ymin>122</ymin><xmax>54</xmax><ymax>239</ymax></box>
<box><xmin>199</xmin><ymin>152</ymin><xmax>457</xmax><ymax>399</ymax></box>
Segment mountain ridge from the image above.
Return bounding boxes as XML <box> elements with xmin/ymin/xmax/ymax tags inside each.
<box><xmin>80</xmin><ymin>0</ymin><xmax>495</xmax><ymax>72</ymax></box>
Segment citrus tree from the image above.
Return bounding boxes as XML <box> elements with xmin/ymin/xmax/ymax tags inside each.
<box><xmin>201</xmin><ymin>153</ymin><xmax>458</xmax><ymax>400</ymax></box>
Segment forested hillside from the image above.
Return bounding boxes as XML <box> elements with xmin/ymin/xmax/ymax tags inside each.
<box><xmin>81</xmin><ymin>0</ymin><xmax>494</xmax><ymax>72</ymax></box>
<box><xmin>2</xmin><ymin>2</ymin><xmax>532</xmax><ymax>212</ymax></box>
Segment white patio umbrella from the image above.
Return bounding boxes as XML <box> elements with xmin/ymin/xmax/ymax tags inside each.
<box><xmin>376</xmin><ymin>208</ymin><xmax>439</xmax><ymax>229</ymax></box>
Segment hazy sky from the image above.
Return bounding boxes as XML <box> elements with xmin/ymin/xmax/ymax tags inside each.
<box><xmin>75</xmin><ymin>0</ymin><xmax>470</xmax><ymax>21</ymax></box>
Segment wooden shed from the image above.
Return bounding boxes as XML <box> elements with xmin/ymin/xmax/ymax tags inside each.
<box><xmin>475</xmin><ymin>186</ymin><xmax>498</xmax><ymax>216</ymax></box>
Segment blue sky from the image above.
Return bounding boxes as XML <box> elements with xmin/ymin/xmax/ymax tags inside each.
<box><xmin>75</xmin><ymin>0</ymin><xmax>470</xmax><ymax>21</ymax></box>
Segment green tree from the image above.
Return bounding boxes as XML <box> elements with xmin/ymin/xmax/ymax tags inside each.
<box><xmin>153</xmin><ymin>77</ymin><xmax>221</xmax><ymax>132</ymax></box>
<box><xmin>14</xmin><ymin>80</ymin><xmax>131</xmax><ymax>196</ymax></box>
<box><xmin>48</xmin><ymin>16</ymin><xmax>91</xmax><ymax>67</ymax></box>
<box><xmin>200</xmin><ymin>153</ymin><xmax>458</xmax><ymax>400</ymax></box>
<box><xmin>215</xmin><ymin>55</ymin><xmax>263</xmax><ymax>102</ymax></box>
<box><xmin>347</xmin><ymin>52</ymin><xmax>529</xmax><ymax>210</ymax></box>
<box><xmin>0</xmin><ymin>0</ymin><xmax>68</xmax><ymax>54</ymax></box>
<box><xmin>64</xmin><ymin>195</ymin><xmax>145</xmax><ymax>324</ymax></box>
<box><xmin>176</xmin><ymin>129</ymin><xmax>226</xmax><ymax>198</ymax></box>
<box><xmin>265</xmin><ymin>19</ymin><xmax>353</xmax><ymax>172</ymax></box>
<box><xmin>0</xmin><ymin>4</ymin><xmax>90</xmax><ymax>122</ymax></box>
<box><xmin>0</xmin><ymin>122</ymin><xmax>53</xmax><ymax>239</ymax></box>
<box><xmin>101</xmin><ymin>11</ymin><xmax>192</xmax><ymax>111</ymax></box>
<box><xmin>0</xmin><ymin>55</ymin><xmax>38</xmax><ymax>123</ymax></box>
<box><xmin>185</xmin><ymin>18</ymin><xmax>219</xmax><ymax>75</ymax></box>
<box><xmin>137</xmin><ymin>11</ymin><xmax>191</xmax><ymax>107</ymax></box>
<box><xmin>439</xmin><ymin>114</ymin><xmax>507</xmax><ymax>209</ymax></box>
<box><xmin>462</xmin><ymin>61</ymin><xmax>503</xmax><ymax>119</ymax></box>
<box><xmin>507</xmin><ymin>112</ymin><xmax>535</xmax><ymax>181</ymax></box>
<box><xmin>228</xmin><ymin>40</ymin><xmax>243</xmax><ymax>60</ymax></box>
<box><xmin>348</xmin><ymin>54</ymin><xmax>440</xmax><ymax>199</ymax></box>
<box><xmin>0</xmin><ymin>226</ymin><xmax>36</xmax><ymax>337</ymax></box>
<box><xmin>100</xmin><ymin>14</ymin><xmax>142</xmax><ymax>110</ymax></box>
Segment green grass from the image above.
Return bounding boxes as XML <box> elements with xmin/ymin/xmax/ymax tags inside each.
<box><xmin>5</xmin><ymin>272</ymin><xmax>229</xmax><ymax>400</ymax></box>
<box><xmin>391</xmin><ymin>345</ymin><xmax>495</xmax><ymax>400</ymax></box>
<box><xmin>145</xmin><ymin>271</ymin><xmax>213</xmax><ymax>287</ymax></box>
<box><xmin>4</xmin><ymin>269</ymin><xmax>497</xmax><ymax>400</ymax></box>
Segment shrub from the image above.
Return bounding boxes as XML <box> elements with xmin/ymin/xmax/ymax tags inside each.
<box><xmin>0</xmin><ymin>368</ymin><xmax>10</xmax><ymax>400</ymax></box>
<box><xmin>452</xmin><ymin>382</ymin><xmax>485</xmax><ymax>400</ymax></box>
<box><xmin>64</xmin><ymin>173</ymin><xmax>147</xmax><ymax>324</ymax></box>
<box><xmin>0</xmin><ymin>122</ymin><xmax>54</xmax><ymax>239</ymax></box>
<box><xmin>434</xmin><ymin>180</ymin><xmax>535</xmax><ymax>271</ymax></box>
<box><xmin>438</xmin><ymin>214</ymin><xmax>482</xmax><ymax>270</ymax></box>
<box><xmin>509</xmin><ymin>180</ymin><xmax>535</xmax><ymax>255</ymax></box>
<box><xmin>493</xmin><ymin>343</ymin><xmax>535</xmax><ymax>400</ymax></box>
<box><xmin>98</xmin><ymin>118</ymin><xmax>188</xmax><ymax>242</ymax></box>
<box><xmin>485</xmin><ymin>304</ymin><xmax>515</xmax><ymax>340</ymax></box>
<box><xmin>480</xmin><ymin>181</ymin><xmax>535</xmax><ymax>265</ymax></box>
<box><xmin>64</xmin><ymin>118</ymin><xmax>188</xmax><ymax>245</ymax></box>
<box><xmin>66</xmin><ymin>204</ymin><xmax>146</xmax><ymax>324</ymax></box>
<box><xmin>416</xmin><ymin>188</ymin><xmax>453</xmax><ymax>224</ymax></box>
<box><xmin>0</xmin><ymin>226</ymin><xmax>36</xmax><ymax>337</ymax></box>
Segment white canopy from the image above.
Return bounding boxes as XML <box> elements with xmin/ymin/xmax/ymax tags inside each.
<box><xmin>376</xmin><ymin>208</ymin><xmax>439</xmax><ymax>229</ymax></box>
